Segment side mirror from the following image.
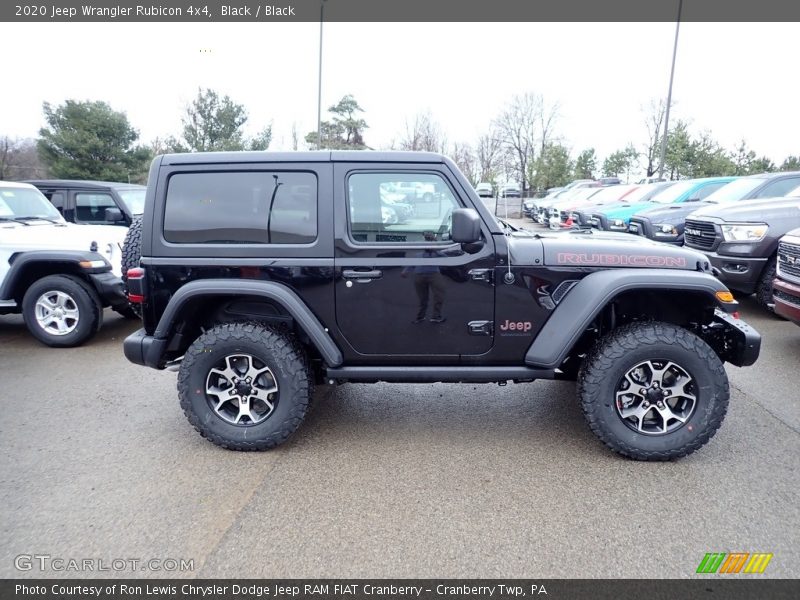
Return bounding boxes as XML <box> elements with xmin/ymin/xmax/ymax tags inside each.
<box><xmin>451</xmin><ymin>208</ymin><xmax>481</xmax><ymax>243</ymax></box>
<box><xmin>105</xmin><ymin>207</ymin><xmax>125</xmax><ymax>222</ymax></box>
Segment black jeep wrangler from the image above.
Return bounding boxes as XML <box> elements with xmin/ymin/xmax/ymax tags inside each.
<box><xmin>123</xmin><ymin>151</ymin><xmax>761</xmax><ymax>460</ymax></box>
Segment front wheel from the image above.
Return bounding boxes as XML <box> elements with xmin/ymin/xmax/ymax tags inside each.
<box><xmin>22</xmin><ymin>275</ymin><xmax>103</xmax><ymax>347</ymax></box>
<box><xmin>177</xmin><ymin>322</ymin><xmax>312</xmax><ymax>451</ymax></box>
<box><xmin>577</xmin><ymin>321</ymin><xmax>729</xmax><ymax>460</ymax></box>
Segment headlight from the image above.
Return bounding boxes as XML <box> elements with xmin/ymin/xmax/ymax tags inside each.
<box><xmin>721</xmin><ymin>223</ymin><xmax>768</xmax><ymax>242</ymax></box>
<box><xmin>610</xmin><ymin>219</ymin><xmax>626</xmax><ymax>228</ymax></box>
<box><xmin>654</xmin><ymin>224</ymin><xmax>678</xmax><ymax>237</ymax></box>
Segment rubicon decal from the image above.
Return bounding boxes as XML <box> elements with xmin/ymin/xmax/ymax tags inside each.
<box><xmin>696</xmin><ymin>552</ymin><xmax>773</xmax><ymax>574</ymax></box>
<box><xmin>557</xmin><ymin>252</ymin><xmax>687</xmax><ymax>267</ymax></box>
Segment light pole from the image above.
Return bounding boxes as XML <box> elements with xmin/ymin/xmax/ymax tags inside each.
<box><xmin>658</xmin><ymin>0</ymin><xmax>683</xmax><ymax>179</ymax></box>
<box><xmin>316</xmin><ymin>0</ymin><xmax>327</xmax><ymax>150</ymax></box>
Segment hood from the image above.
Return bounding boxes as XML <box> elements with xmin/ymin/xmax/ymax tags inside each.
<box><xmin>507</xmin><ymin>229</ymin><xmax>710</xmax><ymax>271</ymax></box>
<box><xmin>633</xmin><ymin>201</ymin><xmax>711</xmax><ymax>224</ymax></box>
<box><xmin>594</xmin><ymin>201</ymin><xmax>657</xmax><ymax>220</ymax></box>
<box><xmin>687</xmin><ymin>196</ymin><xmax>800</xmax><ymax>225</ymax></box>
<box><xmin>1</xmin><ymin>222</ymin><xmax>127</xmax><ymax>276</ymax></box>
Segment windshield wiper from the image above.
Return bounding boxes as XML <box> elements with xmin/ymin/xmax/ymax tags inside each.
<box><xmin>0</xmin><ymin>216</ymin><xmax>31</xmax><ymax>225</ymax></box>
<box><xmin>15</xmin><ymin>216</ymin><xmax>63</xmax><ymax>224</ymax></box>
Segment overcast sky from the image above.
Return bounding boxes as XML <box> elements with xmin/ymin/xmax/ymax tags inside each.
<box><xmin>2</xmin><ymin>22</ymin><xmax>798</xmax><ymax>170</ymax></box>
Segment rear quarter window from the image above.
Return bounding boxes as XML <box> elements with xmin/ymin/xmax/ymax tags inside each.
<box><xmin>163</xmin><ymin>171</ymin><xmax>317</xmax><ymax>244</ymax></box>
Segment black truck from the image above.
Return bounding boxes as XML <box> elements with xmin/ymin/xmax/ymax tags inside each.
<box><xmin>122</xmin><ymin>151</ymin><xmax>760</xmax><ymax>460</ymax></box>
<box><xmin>683</xmin><ymin>192</ymin><xmax>800</xmax><ymax>311</ymax></box>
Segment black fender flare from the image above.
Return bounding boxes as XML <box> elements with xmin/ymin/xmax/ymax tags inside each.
<box><xmin>525</xmin><ymin>268</ymin><xmax>735</xmax><ymax>369</ymax></box>
<box><xmin>153</xmin><ymin>279</ymin><xmax>343</xmax><ymax>367</ymax></box>
<box><xmin>0</xmin><ymin>250</ymin><xmax>110</xmax><ymax>300</ymax></box>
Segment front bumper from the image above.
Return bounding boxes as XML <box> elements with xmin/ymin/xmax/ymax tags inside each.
<box><xmin>88</xmin><ymin>272</ymin><xmax>127</xmax><ymax>307</ymax></box>
<box><xmin>698</xmin><ymin>252</ymin><xmax>767</xmax><ymax>295</ymax></box>
<box><xmin>711</xmin><ymin>309</ymin><xmax>761</xmax><ymax>367</ymax></box>
<box><xmin>123</xmin><ymin>328</ymin><xmax>167</xmax><ymax>369</ymax></box>
<box><xmin>773</xmin><ymin>277</ymin><xmax>800</xmax><ymax>325</ymax></box>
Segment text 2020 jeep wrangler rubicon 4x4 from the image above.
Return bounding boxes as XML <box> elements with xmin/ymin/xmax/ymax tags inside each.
<box><xmin>123</xmin><ymin>151</ymin><xmax>761</xmax><ymax>460</ymax></box>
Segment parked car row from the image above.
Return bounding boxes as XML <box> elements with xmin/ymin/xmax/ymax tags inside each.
<box><xmin>526</xmin><ymin>170</ymin><xmax>800</xmax><ymax>316</ymax></box>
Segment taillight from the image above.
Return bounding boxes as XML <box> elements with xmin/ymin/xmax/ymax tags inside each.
<box><xmin>127</xmin><ymin>267</ymin><xmax>145</xmax><ymax>303</ymax></box>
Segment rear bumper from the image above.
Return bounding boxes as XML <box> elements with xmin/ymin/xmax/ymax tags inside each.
<box><xmin>696</xmin><ymin>252</ymin><xmax>766</xmax><ymax>295</ymax></box>
<box><xmin>123</xmin><ymin>328</ymin><xmax>167</xmax><ymax>369</ymax></box>
<box><xmin>773</xmin><ymin>277</ymin><xmax>800</xmax><ymax>325</ymax></box>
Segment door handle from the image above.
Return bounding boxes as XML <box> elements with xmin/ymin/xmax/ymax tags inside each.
<box><xmin>342</xmin><ymin>269</ymin><xmax>383</xmax><ymax>281</ymax></box>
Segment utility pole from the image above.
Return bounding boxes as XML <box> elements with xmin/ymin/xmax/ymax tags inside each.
<box><xmin>658</xmin><ymin>0</ymin><xmax>683</xmax><ymax>179</ymax></box>
<box><xmin>316</xmin><ymin>0</ymin><xmax>326</xmax><ymax>150</ymax></box>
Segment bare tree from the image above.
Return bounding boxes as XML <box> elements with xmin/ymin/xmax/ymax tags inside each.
<box><xmin>291</xmin><ymin>122</ymin><xmax>299</xmax><ymax>151</ymax></box>
<box><xmin>642</xmin><ymin>98</ymin><xmax>675</xmax><ymax>176</ymax></box>
<box><xmin>539</xmin><ymin>99</ymin><xmax>561</xmax><ymax>155</ymax></box>
<box><xmin>0</xmin><ymin>136</ymin><xmax>48</xmax><ymax>180</ymax></box>
<box><xmin>398</xmin><ymin>111</ymin><xmax>447</xmax><ymax>153</ymax></box>
<box><xmin>476</xmin><ymin>131</ymin><xmax>503</xmax><ymax>182</ymax></box>
<box><xmin>493</xmin><ymin>92</ymin><xmax>542</xmax><ymax>191</ymax></box>
<box><xmin>450</xmin><ymin>142</ymin><xmax>477</xmax><ymax>185</ymax></box>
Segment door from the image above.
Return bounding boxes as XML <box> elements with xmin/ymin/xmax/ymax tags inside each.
<box><xmin>72</xmin><ymin>190</ymin><xmax>121</xmax><ymax>225</ymax></box>
<box><xmin>333</xmin><ymin>165</ymin><xmax>496</xmax><ymax>361</ymax></box>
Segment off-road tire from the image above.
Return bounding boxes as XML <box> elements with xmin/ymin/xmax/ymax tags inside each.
<box><xmin>177</xmin><ymin>322</ymin><xmax>313</xmax><ymax>451</ymax></box>
<box><xmin>22</xmin><ymin>274</ymin><xmax>103</xmax><ymax>347</ymax></box>
<box><xmin>120</xmin><ymin>215</ymin><xmax>143</xmax><ymax>318</ymax></box>
<box><xmin>755</xmin><ymin>257</ymin><xmax>779</xmax><ymax>314</ymax></box>
<box><xmin>577</xmin><ymin>321</ymin><xmax>729</xmax><ymax>461</ymax></box>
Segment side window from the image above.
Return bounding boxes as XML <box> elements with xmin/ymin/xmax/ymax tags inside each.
<box><xmin>163</xmin><ymin>171</ymin><xmax>317</xmax><ymax>244</ymax></box>
<box><xmin>755</xmin><ymin>177</ymin><xmax>800</xmax><ymax>199</ymax></box>
<box><xmin>75</xmin><ymin>193</ymin><xmax>117</xmax><ymax>223</ymax></box>
<box><xmin>695</xmin><ymin>182</ymin><xmax>725</xmax><ymax>200</ymax></box>
<box><xmin>42</xmin><ymin>191</ymin><xmax>65</xmax><ymax>213</ymax></box>
<box><xmin>347</xmin><ymin>172</ymin><xmax>461</xmax><ymax>244</ymax></box>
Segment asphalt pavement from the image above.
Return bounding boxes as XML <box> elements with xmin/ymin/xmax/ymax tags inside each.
<box><xmin>1</xmin><ymin>249</ymin><xmax>798</xmax><ymax>579</ymax></box>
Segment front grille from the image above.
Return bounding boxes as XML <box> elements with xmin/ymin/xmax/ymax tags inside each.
<box><xmin>778</xmin><ymin>241</ymin><xmax>800</xmax><ymax>281</ymax></box>
<box><xmin>774</xmin><ymin>288</ymin><xmax>800</xmax><ymax>307</ymax></box>
<box><xmin>684</xmin><ymin>219</ymin><xmax>719</xmax><ymax>250</ymax></box>
<box><xmin>628</xmin><ymin>217</ymin><xmax>647</xmax><ymax>236</ymax></box>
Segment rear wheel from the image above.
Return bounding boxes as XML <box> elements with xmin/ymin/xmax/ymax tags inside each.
<box><xmin>177</xmin><ymin>322</ymin><xmax>312</xmax><ymax>451</ymax></box>
<box><xmin>578</xmin><ymin>321</ymin><xmax>728</xmax><ymax>460</ymax></box>
<box><xmin>22</xmin><ymin>275</ymin><xmax>102</xmax><ymax>347</ymax></box>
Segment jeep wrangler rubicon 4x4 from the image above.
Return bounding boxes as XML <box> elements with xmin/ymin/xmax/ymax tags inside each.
<box><xmin>0</xmin><ymin>181</ymin><xmax>128</xmax><ymax>346</ymax></box>
<box><xmin>123</xmin><ymin>152</ymin><xmax>761</xmax><ymax>460</ymax></box>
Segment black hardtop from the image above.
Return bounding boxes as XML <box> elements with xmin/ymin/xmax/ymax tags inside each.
<box><xmin>24</xmin><ymin>179</ymin><xmax>145</xmax><ymax>190</ymax></box>
<box><xmin>158</xmin><ymin>150</ymin><xmax>448</xmax><ymax>166</ymax></box>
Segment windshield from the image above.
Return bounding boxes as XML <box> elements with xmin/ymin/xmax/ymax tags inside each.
<box><xmin>589</xmin><ymin>185</ymin><xmax>637</xmax><ymax>202</ymax></box>
<box><xmin>622</xmin><ymin>184</ymin><xmax>668</xmax><ymax>203</ymax></box>
<box><xmin>0</xmin><ymin>187</ymin><xmax>63</xmax><ymax>220</ymax></box>
<box><xmin>702</xmin><ymin>178</ymin><xmax>762</xmax><ymax>204</ymax></box>
<box><xmin>649</xmin><ymin>180</ymin><xmax>698</xmax><ymax>204</ymax></box>
<box><xmin>117</xmin><ymin>188</ymin><xmax>146</xmax><ymax>215</ymax></box>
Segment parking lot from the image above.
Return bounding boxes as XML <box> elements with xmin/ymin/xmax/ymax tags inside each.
<box><xmin>1</xmin><ymin>281</ymin><xmax>798</xmax><ymax>578</ymax></box>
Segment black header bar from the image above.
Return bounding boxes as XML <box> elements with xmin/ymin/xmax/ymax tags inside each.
<box><xmin>3</xmin><ymin>0</ymin><xmax>800</xmax><ymax>23</ymax></box>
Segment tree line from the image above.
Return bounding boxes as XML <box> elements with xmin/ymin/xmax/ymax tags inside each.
<box><xmin>1</xmin><ymin>89</ymin><xmax>797</xmax><ymax>188</ymax></box>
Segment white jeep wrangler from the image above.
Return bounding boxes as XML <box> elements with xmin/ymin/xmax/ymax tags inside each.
<box><xmin>0</xmin><ymin>181</ymin><xmax>129</xmax><ymax>347</ymax></box>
